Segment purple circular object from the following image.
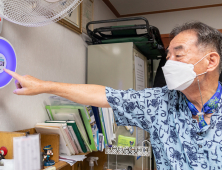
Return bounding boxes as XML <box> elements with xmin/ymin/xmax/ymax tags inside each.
<box><xmin>0</xmin><ymin>37</ymin><xmax>16</xmax><ymax>88</ymax></box>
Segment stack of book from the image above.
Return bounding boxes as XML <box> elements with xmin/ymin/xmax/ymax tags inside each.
<box><xmin>35</xmin><ymin>98</ymin><xmax>116</xmax><ymax>156</ymax></box>
<box><xmin>35</xmin><ymin>120</ymin><xmax>88</xmax><ymax>156</ymax></box>
<box><xmin>92</xmin><ymin>107</ymin><xmax>116</xmax><ymax>149</ymax></box>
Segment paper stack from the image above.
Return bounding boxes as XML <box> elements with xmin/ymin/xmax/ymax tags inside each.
<box><xmin>59</xmin><ymin>154</ymin><xmax>87</xmax><ymax>166</ymax></box>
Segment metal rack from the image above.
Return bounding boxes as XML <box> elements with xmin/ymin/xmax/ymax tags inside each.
<box><xmin>105</xmin><ymin>140</ymin><xmax>152</xmax><ymax>170</ymax></box>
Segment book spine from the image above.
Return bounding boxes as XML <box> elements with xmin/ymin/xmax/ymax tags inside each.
<box><xmin>66</xmin><ymin>126</ymin><xmax>79</xmax><ymax>154</ymax></box>
<box><xmin>96</xmin><ymin>131</ymin><xmax>99</xmax><ymax>150</ymax></box>
<box><xmin>99</xmin><ymin>133</ymin><xmax>103</xmax><ymax>151</ymax></box>
<box><xmin>98</xmin><ymin>108</ymin><xmax>106</xmax><ymax>145</ymax></box>
<box><xmin>102</xmin><ymin>108</ymin><xmax>112</xmax><ymax>146</ymax></box>
<box><xmin>92</xmin><ymin>106</ymin><xmax>102</xmax><ymax>133</ymax></box>
<box><xmin>68</xmin><ymin>126</ymin><xmax>83</xmax><ymax>153</ymax></box>
<box><xmin>72</xmin><ymin>124</ymin><xmax>88</xmax><ymax>153</ymax></box>
<box><xmin>100</xmin><ymin>108</ymin><xmax>108</xmax><ymax>146</ymax></box>
<box><xmin>63</xmin><ymin>126</ymin><xmax>75</xmax><ymax>155</ymax></box>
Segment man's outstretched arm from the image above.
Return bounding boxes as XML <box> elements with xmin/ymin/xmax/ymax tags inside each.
<box><xmin>4</xmin><ymin>68</ymin><xmax>110</xmax><ymax>108</ymax></box>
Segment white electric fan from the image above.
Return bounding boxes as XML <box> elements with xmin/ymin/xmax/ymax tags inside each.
<box><xmin>0</xmin><ymin>0</ymin><xmax>82</xmax><ymax>27</ymax></box>
<box><xmin>0</xmin><ymin>0</ymin><xmax>82</xmax><ymax>88</ymax></box>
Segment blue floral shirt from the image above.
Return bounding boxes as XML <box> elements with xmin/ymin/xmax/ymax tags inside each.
<box><xmin>106</xmin><ymin>86</ymin><xmax>222</xmax><ymax>170</ymax></box>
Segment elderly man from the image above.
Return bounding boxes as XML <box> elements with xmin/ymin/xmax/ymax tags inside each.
<box><xmin>4</xmin><ymin>21</ymin><xmax>222</xmax><ymax>169</ymax></box>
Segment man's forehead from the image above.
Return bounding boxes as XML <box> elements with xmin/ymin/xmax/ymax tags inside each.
<box><xmin>168</xmin><ymin>31</ymin><xmax>198</xmax><ymax>51</ymax></box>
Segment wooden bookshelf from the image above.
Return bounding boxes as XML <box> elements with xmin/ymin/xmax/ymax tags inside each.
<box><xmin>78</xmin><ymin>152</ymin><xmax>91</xmax><ymax>155</ymax></box>
<box><xmin>53</xmin><ymin>161</ymin><xmax>69</xmax><ymax>170</ymax></box>
<box><xmin>55</xmin><ymin>160</ymin><xmax>83</xmax><ymax>170</ymax></box>
<box><xmin>4</xmin><ymin>128</ymin><xmax>107</xmax><ymax>170</ymax></box>
<box><xmin>47</xmin><ymin>161</ymin><xmax>81</xmax><ymax>170</ymax></box>
<box><xmin>0</xmin><ymin>131</ymin><xmax>26</xmax><ymax>159</ymax></box>
<box><xmin>45</xmin><ymin>151</ymin><xmax>105</xmax><ymax>170</ymax></box>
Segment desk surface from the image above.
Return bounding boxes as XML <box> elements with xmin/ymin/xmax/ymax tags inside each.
<box><xmin>43</xmin><ymin>152</ymin><xmax>91</xmax><ymax>170</ymax></box>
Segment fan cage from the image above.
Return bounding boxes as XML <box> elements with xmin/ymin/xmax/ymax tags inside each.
<box><xmin>0</xmin><ymin>0</ymin><xmax>82</xmax><ymax>27</ymax></box>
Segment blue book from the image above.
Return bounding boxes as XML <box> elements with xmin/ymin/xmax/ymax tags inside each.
<box><xmin>92</xmin><ymin>106</ymin><xmax>102</xmax><ymax>133</ymax></box>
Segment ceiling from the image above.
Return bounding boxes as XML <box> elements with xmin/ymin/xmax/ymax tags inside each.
<box><xmin>103</xmin><ymin>0</ymin><xmax>222</xmax><ymax>17</ymax></box>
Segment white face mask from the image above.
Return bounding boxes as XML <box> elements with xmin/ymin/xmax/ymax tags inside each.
<box><xmin>162</xmin><ymin>53</ymin><xmax>210</xmax><ymax>91</ymax></box>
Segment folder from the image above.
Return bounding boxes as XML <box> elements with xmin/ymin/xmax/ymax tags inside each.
<box><xmin>78</xmin><ymin>108</ymin><xmax>97</xmax><ymax>151</ymax></box>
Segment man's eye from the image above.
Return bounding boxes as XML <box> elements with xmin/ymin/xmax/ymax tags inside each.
<box><xmin>176</xmin><ymin>55</ymin><xmax>181</xmax><ymax>57</ymax></box>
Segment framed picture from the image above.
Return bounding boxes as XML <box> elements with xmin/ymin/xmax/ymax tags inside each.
<box><xmin>58</xmin><ymin>2</ymin><xmax>82</xmax><ymax>34</ymax></box>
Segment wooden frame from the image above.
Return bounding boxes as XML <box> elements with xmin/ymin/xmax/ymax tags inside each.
<box><xmin>102</xmin><ymin>0</ymin><xmax>120</xmax><ymax>17</ymax></box>
<box><xmin>58</xmin><ymin>3</ymin><xmax>83</xmax><ymax>34</ymax></box>
<box><xmin>120</xmin><ymin>3</ymin><xmax>222</xmax><ymax>17</ymax></box>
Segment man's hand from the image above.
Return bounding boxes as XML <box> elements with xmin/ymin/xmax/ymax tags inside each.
<box><xmin>4</xmin><ymin>68</ymin><xmax>46</xmax><ymax>95</ymax></box>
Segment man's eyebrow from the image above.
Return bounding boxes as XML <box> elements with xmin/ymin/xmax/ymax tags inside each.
<box><xmin>174</xmin><ymin>45</ymin><xmax>184</xmax><ymax>51</ymax></box>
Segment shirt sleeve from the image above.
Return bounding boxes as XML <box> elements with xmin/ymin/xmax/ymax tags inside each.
<box><xmin>105</xmin><ymin>86</ymin><xmax>168</xmax><ymax>130</ymax></box>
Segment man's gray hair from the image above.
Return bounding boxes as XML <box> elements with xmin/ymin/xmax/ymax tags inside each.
<box><xmin>170</xmin><ymin>21</ymin><xmax>222</xmax><ymax>73</ymax></box>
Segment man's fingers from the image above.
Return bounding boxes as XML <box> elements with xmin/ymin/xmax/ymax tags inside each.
<box><xmin>4</xmin><ymin>68</ymin><xmax>21</xmax><ymax>81</ymax></box>
<box><xmin>15</xmin><ymin>80</ymin><xmax>22</xmax><ymax>89</ymax></box>
<box><xmin>13</xmin><ymin>88</ymin><xmax>25</xmax><ymax>95</ymax></box>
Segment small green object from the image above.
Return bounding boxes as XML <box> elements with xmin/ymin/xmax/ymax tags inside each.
<box><xmin>117</xmin><ymin>135</ymin><xmax>136</xmax><ymax>147</ymax></box>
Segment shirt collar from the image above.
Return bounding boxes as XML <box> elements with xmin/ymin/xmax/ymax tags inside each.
<box><xmin>185</xmin><ymin>82</ymin><xmax>222</xmax><ymax>116</ymax></box>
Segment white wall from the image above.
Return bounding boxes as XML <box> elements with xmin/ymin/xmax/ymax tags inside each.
<box><xmin>145</xmin><ymin>6</ymin><xmax>222</xmax><ymax>34</ymax></box>
<box><xmin>117</xmin><ymin>6</ymin><xmax>222</xmax><ymax>34</ymax></box>
<box><xmin>94</xmin><ymin>0</ymin><xmax>117</xmax><ymax>27</ymax></box>
<box><xmin>0</xmin><ymin>0</ymin><xmax>116</xmax><ymax>132</ymax></box>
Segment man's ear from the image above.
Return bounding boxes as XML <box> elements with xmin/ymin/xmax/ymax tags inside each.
<box><xmin>207</xmin><ymin>52</ymin><xmax>220</xmax><ymax>72</ymax></box>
